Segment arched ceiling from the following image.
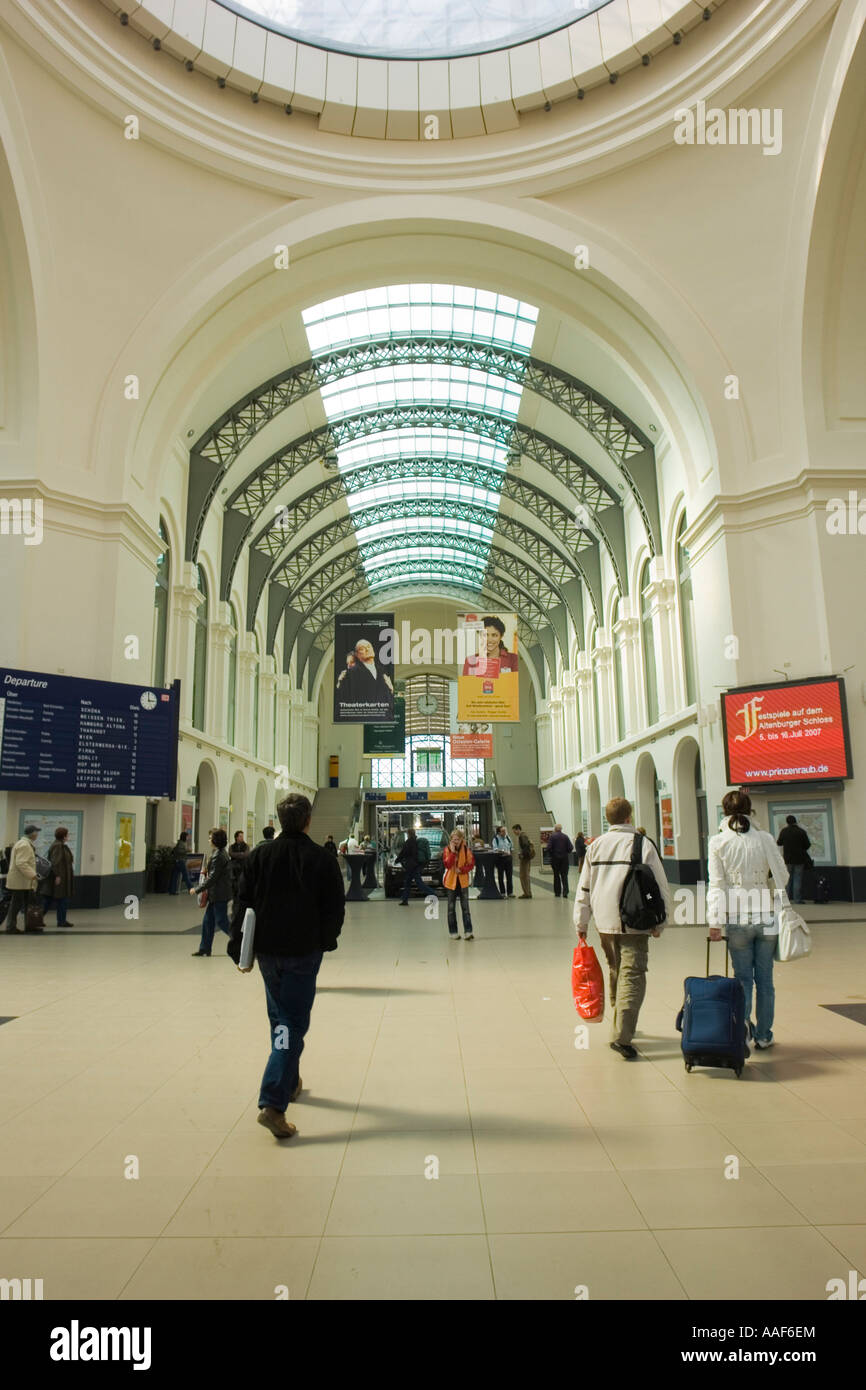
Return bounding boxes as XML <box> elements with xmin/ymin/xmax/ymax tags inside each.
<box><xmin>186</xmin><ymin>282</ymin><xmax>661</xmax><ymax>693</ymax></box>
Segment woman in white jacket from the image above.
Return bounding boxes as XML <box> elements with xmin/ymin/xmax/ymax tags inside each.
<box><xmin>707</xmin><ymin>790</ymin><xmax>791</xmax><ymax>1050</ymax></box>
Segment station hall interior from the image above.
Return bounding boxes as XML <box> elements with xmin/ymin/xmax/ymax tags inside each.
<box><xmin>0</xmin><ymin>0</ymin><xmax>865</xmax><ymax>1305</ymax></box>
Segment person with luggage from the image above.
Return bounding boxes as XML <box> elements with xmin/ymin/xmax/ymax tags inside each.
<box><xmin>43</xmin><ymin>826</ymin><xmax>75</xmax><ymax>928</ymax></box>
<box><xmin>227</xmin><ymin>793</ymin><xmax>345</xmax><ymax>1140</ymax></box>
<box><xmin>548</xmin><ymin>825</ymin><xmax>574</xmax><ymax>898</ymax></box>
<box><xmin>776</xmin><ymin>815</ymin><xmax>811</xmax><ymax>905</ymax></box>
<box><xmin>5</xmin><ymin>825</ymin><xmax>43</xmax><ymax>934</ymax></box>
<box><xmin>513</xmin><ymin>824</ymin><xmax>534</xmax><ymax>898</ymax></box>
<box><xmin>169</xmin><ymin>830</ymin><xmax>193</xmax><ymax>895</ymax></box>
<box><xmin>442</xmin><ymin>829</ymin><xmax>476</xmax><ymax>940</ymax></box>
<box><xmin>575</xmin><ymin>798</ymin><xmax>672</xmax><ymax>1059</ymax></box>
<box><xmin>492</xmin><ymin>826</ymin><xmax>514</xmax><ymax>897</ymax></box>
<box><xmin>708</xmin><ymin>790</ymin><xmax>792</xmax><ymax>1050</ymax></box>
<box><xmin>397</xmin><ymin>828</ymin><xmax>427</xmax><ymax>905</ymax></box>
<box><xmin>189</xmin><ymin>828</ymin><xmax>233</xmax><ymax>956</ymax></box>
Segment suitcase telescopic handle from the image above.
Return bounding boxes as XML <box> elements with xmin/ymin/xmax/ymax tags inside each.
<box><xmin>705</xmin><ymin>934</ymin><xmax>730</xmax><ymax>978</ymax></box>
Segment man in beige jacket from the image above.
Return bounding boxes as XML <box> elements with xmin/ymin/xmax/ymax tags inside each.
<box><xmin>5</xmin><ymin>825</ymin><xmax>41</xmax><ymax>934</ymax></box>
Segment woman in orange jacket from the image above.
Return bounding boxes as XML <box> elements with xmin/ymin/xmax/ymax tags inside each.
<box><xmin>442</xmin><ymin>829</ymin><xmax>475</xmax><ymax>940</ymax></box>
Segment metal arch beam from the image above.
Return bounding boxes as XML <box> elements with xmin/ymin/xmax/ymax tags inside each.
<box><xmin>186</xmin><ymin>336</ymin><xmax>659</xmax><ymax>561</ymax></box>
<box><xmin>218</xmin><ymin>404</ymin><xmax>625</xmax><ymax>601</ymax></box>
<box><xmin>247</xmin><ymin>455</ymin><xmax>603</xmax><ymax>632</ymax></box>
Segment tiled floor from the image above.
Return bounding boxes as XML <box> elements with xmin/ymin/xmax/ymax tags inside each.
<box><xmin>1</xmin><ymin>885</ymin><xmax>865</xmax><ymax>1300</ymax></box>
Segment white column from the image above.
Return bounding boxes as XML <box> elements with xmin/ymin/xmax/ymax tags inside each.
<box><xmin>535</xmin><ymin>706</ymin><xmax>552</xmax><ymax>782</ymax></box>
<box><xmin>575</xmin><ymin>653</ymin><xmax>594</xmax><ymax>759</ymax></box>
<box><xmin>289</xmin><ymin>688</ymin><xmax>305</xmax><ymax>783</ymax></box>
<box><xmin>548</xmin><ymin>685</ymin><xmax>564</xmax><ymax>775</ymax></box>
<box><xmin>236</xmin><ymin>640</ymin><xmax>258</xmax><ymax>755</ymax></box>
<box><xmin>614</xmin><ymin>601</ymin><xmax>642</xmax><ymax>737</ymax></box>
<box><xmin>274</xmin><ymin>674</ymin><xmax>292</xmax><ymax>773</ymax></box>
<box><xmin>646</xmin><ymin>558</ymin><xmax>679</xmax><ymax>719</ymax></box>
<box><xmin>593</xmin><ymin>629</ymin><xmax>615</xmax><ymax>750</ymax></box>
<box><xmin>303</xmin><ymin>703</ymin><xmax>319</xmax><ymax>789</ymax></box>
<box><xmin>171</xmin><ymin>563</ymin><xmax>204</xmax><ymax>726</ymax></box>
<box><xmin>208</xmin><ymin>602</ymin><xmax>235</xmax><ymax>745</ymax></box>
<box><xmin>562</xmin><ymin>673</ymin><xmax>578</xmax><ymax>769</ymax></box>
<box><xmin>259</xmin><ymin>657</ymin><xmax>278</xmax><ymax>768</ymax></box>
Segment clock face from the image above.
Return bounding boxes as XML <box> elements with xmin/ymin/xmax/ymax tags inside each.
<box><xmin>140</xmin><ymin>691</ymin><xmax>157</xmax><ymax>711</ymax></box>
<box><xmin>418</xmin><ymin>695</ymin><xmax>438</xmax><ymax>715</ymax></box>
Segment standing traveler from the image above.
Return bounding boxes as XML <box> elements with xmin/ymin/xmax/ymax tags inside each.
<box><xmin>574</xmin><ymin>832</ymin><xmax>587</xmax><ymax>875</ymax></box>
<box><xmin>709</xmin><ymin>791</ymin><xmax>791</xmax><ymax>1050</ymax></box>
<box><xmin>169</xmin><ymin>831</ymin><xmax>193</xmax><ymax>894</ymax></box>
<box><xmin>228</xmin><ymin>793</ymin><xmax>345</xmax><ymax>1139</ymax></box>
<box><xmin>513</xmin><ymin>824</ymin><xmax>534</xmax><ymax>898</ymax></box>
<box><xmin>397</xmin><ymin>828</ymin><xmax>427</xmax><ymax>905</ymax></box>
<box><xmin>492</xmin><ymin>826</ymin><xmax>514</xmax><ymax>897</ymax></box>
<box><xmin>575</xmin><ymin>798</ymin><xmax>672</xmax><ymax>1059</ymax></box>
<box><xmin>776</xmin><ymin>815</ymin><xmax>811</xmax><ymax>905</ymax></box>
<box><xmin>323</xmin><ymin>834</ymin><xmax>338</xmax><ymax>857</ymax></box>
<box><xmin>189</xmin><ymin>829</ymin><xmax>233</xmax><ymax>956</ymax></box>
<box><xmin>5</xmin><ymin>825</ymin><xmax>41</xmax><ymax>934</ymax></box>
<box><xmin>229</xmin><ymin>830</ymin><xmax>250</xmax><ymax>902</ymax></box>
<box><xmin>258</xmin><ymin>827</ymin><xmax>276</xmax><ymax>845</ymax></box>
<box><xmin>442</xmin><ymin>830</ymin><xmax>476</xmax><ymax>940</ymax></box>
<box><xmin>44</xmin><ymin>826</ymin><xmax>75</xmax><ymax>928</ymax></box>
<box><xmin>548</xmin><ymin>824</ymin><xmax>574</xmax><ymax>898</ymax></box>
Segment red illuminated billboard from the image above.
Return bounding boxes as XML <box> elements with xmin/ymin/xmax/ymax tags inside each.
<box><xmin>721</xmin><ymin>676</ymin><xmax>852</xmax><ymax>786</ymax></box>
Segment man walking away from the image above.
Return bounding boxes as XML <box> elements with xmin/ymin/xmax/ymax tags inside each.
<box><xmin>5</xmin><ymin>825</ymin><xmax>41</xmax><ymax>934</ymax></box>
<box><xmin>548</xmin><ymin>824</ymin><xmax>574</xmax><ymax>898</ymax></box>
<box><xmin>574</xmin><ymin>797</ymin><xmax>672</xmax><ymax>1059</ymax></box>
<box><xmin>397</xmin><ymin>828</ymin><xmax>427</xmax><ymax>906</ymax></box>
<box><xmin>228</xmin><ymin>794</ymin><xmax>345</xmax><ymax>1139</ymax></box>
<box><xmin>513</xmin><ymin>824</ymin><xmax>533</xmax><ymax>898</ymax></box>
<box><xmin>776</xmin><ymin>816</ymin><xmax>811</xmax><ymax>904</ymax></box>
<box><xmin>574</xmin><ymin>832</ymin><xmax>587</xmax><ymax>874</ymax></box>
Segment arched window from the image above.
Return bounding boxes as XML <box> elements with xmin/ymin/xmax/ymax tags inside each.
<box><xmin>152</xmin><ymin>519</ymin><xmax>170</xmax><ymax>687</ymax></box>
<box><xmin>612</xmin><ymin>596</ymin><xmax>626</xmax><ymax>742</ymax></box>
<box><xmin>677</xmin><ymin>515</ymin><xmax>698</xmax><ymax>706</ymax></box>
<box><xmin>226</xmin><ymin>605</ymin><xmax>238</xmax><ymax>746</ymax></box>
<box><xmin>640</xmin><ymin>561</ymin><xmax>659</xmax><ymax>726</ymax></box>
<box><xmin>192</xmin><ymin>565</ymin><xmax>208</xmax><ymax>732</ymax></box>
<box><xmin>251</xmin><ymin>631</ymin><xmax>260</xmax><ymax>758</ymax></box>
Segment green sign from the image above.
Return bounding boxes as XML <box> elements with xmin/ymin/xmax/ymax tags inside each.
<box><xmin>363</xmin><ymin>684</ymin><xmax>405</xmax><ymax>757</ymax></box>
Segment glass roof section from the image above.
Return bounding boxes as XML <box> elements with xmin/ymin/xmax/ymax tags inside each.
<box><xmin>224</xmin><ymin>1</ymin><xmax>612</xmax><ymax>61</ymax></box>
<box><xmin>302</xmin><ymin>285</ymin><xmax>538</xmax><ymax>595</ymax></box>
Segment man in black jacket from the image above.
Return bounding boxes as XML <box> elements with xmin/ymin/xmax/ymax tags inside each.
<box><xmin>228</xmin><ymin>794</ymin><xmax>345</xmax><ymax>1139</ymax></box>
<box><xmin>547</xmin><ymin>824</ymin><xmax>574</xmax><ymax>899</ymax></box>
<box><xmin>776</xmin><ymin>815</ymin><xmax>811</xmax><ymax>904</ymax></box>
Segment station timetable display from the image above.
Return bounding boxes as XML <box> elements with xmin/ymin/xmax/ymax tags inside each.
<box><xmin>0</xmin><ymin>667</ymin><xmax>180</xmax><ymax>798</ymax></box>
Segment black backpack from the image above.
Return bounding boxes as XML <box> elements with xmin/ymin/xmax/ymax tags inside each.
<box><xmin>619</xmin><ymin>834</ymin><xmax>667</xmax><ymax>932</ymax></box>
<box><xmin>417</xmin><ymin>837</ymin><xmax>431</xmax><ymax>866</ymax></box>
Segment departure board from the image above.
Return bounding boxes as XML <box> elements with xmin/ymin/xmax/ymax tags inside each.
<box><xmin>0</xmin><ymin>667</ymin><xmax>180</xmax><ymax>797</ymax></box>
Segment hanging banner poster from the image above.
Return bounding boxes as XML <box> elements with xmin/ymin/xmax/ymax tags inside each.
<box><xmin>660</xmin><ymin>796</ymin><xmax>675</xmax><ymax>857</ymax></box>
<box><xmin>451</xmin><ymin>722</ymin><xmax>493</xmax><ymax>758</ymax></box>
<box><xmin>457</xmin><ymin>613</ymin><xmax>519</xmax><ymax>722</ymax></box>
<box><xmin>334</xmin><ymin>613</ymin><xmax>395</xmax><ymax>724</ymax></box>
<box><xmin>363</xmin><ymin>681</ymin><xmax>405</xmax><ymax>756</ymax></box>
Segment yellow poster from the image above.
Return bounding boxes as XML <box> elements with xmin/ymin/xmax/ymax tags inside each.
<box><xmin>457</xmin><ymin>613</ymin><xmax>519</xmax><ymax>723</ymax></box>
<box><xmin>115</xmin><ymin>813</ymin><xmax>134</xmax><ymax>872</ymax></box>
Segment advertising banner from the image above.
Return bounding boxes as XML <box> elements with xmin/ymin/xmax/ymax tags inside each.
<box><xmin>721</xmin><ymin>677</ymin><xmax>851</xmax><ymax>785</ymax></box>
<box><xmin>334</xmin><ymin>613</ymin><xmax>395</xmax><ymax>724</ymax></box>
<box><xmin>660</xmin><ymin>796</ymin><xmax>675</xmax><ymax>857</ymax></box>
<box><xmin>451</xmin><ymin>726</ymin><xmax>493</xmax><ymax>758</ymax></box>
<box><xmin>457</xmin><ymin>613</ymin><xmax>519</xmax><ymax>722</ymax></box>
<box><xmin>115</xmin><ymin>812</ymin><xmax>135</xmax><ymax>872</ymax></box>
<box><xmin>181</xmin><ymin>802</ymin><xmax>194</xmax><ymax>839</ymax></box>
<box><xmin>363</xmin><ymin>680</ymin><xmax>405</xmax><ymax>756</ymax></box>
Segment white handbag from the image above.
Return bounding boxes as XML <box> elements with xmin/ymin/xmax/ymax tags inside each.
<box><xmin>775</xmin><ymin>906</ymin><xmax>811</xmax><ymax>962</ymax></box>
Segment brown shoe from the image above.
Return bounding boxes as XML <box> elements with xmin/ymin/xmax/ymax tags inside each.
<box><xmin>257</xmin><ymin>1107</ymin><xmax>297</xmax><ymax>1138</ymax></box>
<box><xmin>290</xmin><ymin>1075</ymin><xmax>302</xmax><ymax>1103</ymax></box>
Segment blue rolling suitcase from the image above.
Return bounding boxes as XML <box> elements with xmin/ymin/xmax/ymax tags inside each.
<box><xmin>676</xmin><ymin>937</ymin><xmax>749</xmax><ymax>1078</ymax></box>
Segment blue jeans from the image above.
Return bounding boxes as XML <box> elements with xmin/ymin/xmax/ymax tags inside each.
<box><xmin>727</xmin><ymin>923</ymin><xmax>776</xmax><ymax>1044</ymax></box>
<box><xmin>786</xmin><ymin>864</ymin><xmax>804</xmax><ymax>903</ymax></box>
<box><xmin>43</xmin><ymin>896</ymin><xmax>68</xmax><ymax>925</ymax></box>
<box><xmin>400</xmin><ymin>866</ymin><xmax>427</xmax><ymax>903</ymax></box>
<box><xmin>257</xmin><ymin>951</ymin><xmax>323</xmax><ymax>1112</ymax></box>
<box><xmin>198</xmin><ymin>899</ymin><xmax>229</xmax><ymax>954</ymax></box>
<box><xmin>170</xmin><ymin>861</ymin><xmax>193</xmax><ymax>894</ymax></box>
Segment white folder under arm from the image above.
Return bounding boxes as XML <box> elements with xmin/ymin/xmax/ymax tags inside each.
<box><xmin>238</xmin><ymin>908</ymin><xmax>256</xmax><ymax>970</ymax></box>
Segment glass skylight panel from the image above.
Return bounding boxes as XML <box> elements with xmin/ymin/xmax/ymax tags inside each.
<box><xmin>302</xmin><ymin>284</ymin><xmax>537</xmax><ymax>593</ymax></box>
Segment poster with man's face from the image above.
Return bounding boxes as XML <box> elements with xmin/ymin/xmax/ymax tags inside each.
<box><xmin>334</xmin><ymin>613</ymin><xmax>395</xmax><ymax>723</ymax></box>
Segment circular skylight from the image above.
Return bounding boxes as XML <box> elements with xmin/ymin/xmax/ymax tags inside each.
<box><xmin>224</xmin><ymin>0</ymin><xmax>612</xmax><ymax>60</ymax></box>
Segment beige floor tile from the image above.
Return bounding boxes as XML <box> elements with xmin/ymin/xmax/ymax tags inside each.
<box><xmin>350</xmin><ymin>1092</ymin><xmax>471</xmax><ymax>1133</ymax></box>
<box><xmin>0</xmin><ymin>1238</ymin><xmax>155</xmax><ymax>1299</ymax></box>
<box><xmin>0</xmin><ymin>1177</ymin><xmax>56</xmax><ymax>1233</ymax></box>
<box><xmin>204</xmin><ymin>1129</ymin><xmax>349</xmax><ymax>1177</ymax></box>
<box><xmin>119</xmin><ymin>1237</ymin><xmax>320</xmax><ymax>1300</ymax></box>
<box><xmin>340</xmin><ymin>1130</ymin><xmax>477</xmax><ymax>1176</ymax></box>
<box><xmin>560</xmin><ymin>1063</ymin><xmax>678</xmax><ymax>1094</ymax></box>
<box><xmin>0</xmin><ymin>1126</ymin><xmax>114</xmax><ymax>1178</ymax></box>
<box><xmin>164</xmin><ymin>1176</ymin><xmax>337</xmax><ymax>1237</ymax></box>
<box><xmin>622</xmin><ymin>1166</ymin><xmax>808</xmax><ymax>1229</ymax></box>
<box><xmin>815</xmin><ymin>1226</ymin><xmax>866</xmax><ymax>1279</ymax></box>
<box><xmin>592</xmin><ymin>1123</ymin><xmax>749</xmax><ymax>1172</ymax></box>
<box><xmin>655</xmin><ymin>1226</ymin><xmax>853</xmax><ymax>1300</ymax></box>
<box><xmin>4</xmin><ymin>1177</ymin><xmax>195</xmax><ymax>1237</ymax></box>
<box><xmin>307</xmin><ymin>1235</ymin><xmax>494</xmax><ymax>1300</ymax></box>
<box><xmin>68</xmin><ymin>1129</ymin><xmax>226</xmax><ymax>1179</ymax></box>
<box><xmin>715</xmin><ymin>1120</ymin><xmax>866</xmax><ymax>1166</ymax></box>
<box><xmin>575</xmin><ymin>1090</ymin><xmax>705</xmax><ymax>1127</ymax></box>
<box><xmin>757</xmin><ymin>1163</ymin><xmax>866</xmax><ymax>1224</ymax></box>
<box><xmin>325</xmin><ymin>1175</ymin><xmax>483</xmax><ymax>1235</ymax></box>
<box><xmin>473</xmin><ymin>1129</ymin><xmax>614</xmax><ymax>1174</ymax></box>
<box><xmin>488</xmin><ymin>1232</ymin><xmax>686</xmax><ymax>1300</ymax></box>
<box><xmin>481</xmin><ymin>1170</ymin><xmax>645</xmax><ymax>1233</ymax></box>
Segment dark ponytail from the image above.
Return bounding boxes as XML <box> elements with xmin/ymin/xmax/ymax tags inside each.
<box><xmin>722</xmin><ymin>789</ymin><xmax>752</xmax><ymax>834</ymax></box>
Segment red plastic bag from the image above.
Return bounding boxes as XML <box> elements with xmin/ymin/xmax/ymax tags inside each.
<box><xmin>572</xmin><ymin>941</ymin><xmax>605</xmax><ymax>1022</ymax></box>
